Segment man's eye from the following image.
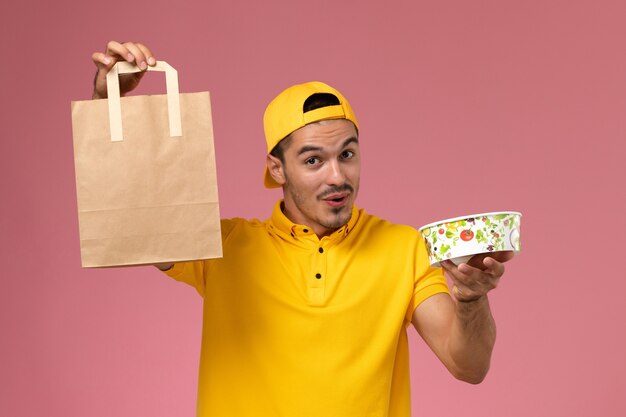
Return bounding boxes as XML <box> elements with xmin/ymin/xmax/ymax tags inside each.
<box><xmin>341</xmin><ymin>150</ymin><xmax>355</xmax><ymax>159</ymax></box>
<box><xmin>305</xmin><ymin>157</ymin><xmax>320</xmax><ymax>165</ymax></box>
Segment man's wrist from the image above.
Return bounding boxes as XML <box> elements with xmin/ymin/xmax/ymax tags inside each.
<box><xmin>457</xmin><ymin>295</ymin><xmax>485</xmax><ymax>304</ymax></box>
<box><xmin>455</xmin><ymin>295</ymin><xmax>489</xmax><ymax>313</ymax></box>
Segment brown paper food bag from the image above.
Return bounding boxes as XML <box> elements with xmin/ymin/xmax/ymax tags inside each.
<box><xmin>71</xmin><ymin>61</ymin><xmax>222</xmax><ymax>267</ymax></box>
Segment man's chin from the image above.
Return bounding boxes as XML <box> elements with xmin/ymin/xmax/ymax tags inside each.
<box><xmin>324</xmin><ymin>208</ymin><xmax>352</xmax><ymax>229</ymax></box>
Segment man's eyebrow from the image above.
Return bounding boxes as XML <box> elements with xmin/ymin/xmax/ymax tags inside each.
<box><xmin>297</xmin><ymin>145</ymin><xmax>323</xmax><ymax>156</ymax></box>
<box><xmin>296</xmin><ymin>137</ymin><xmax>359</xmax><ymax>156</ymax></box>
<box><xmin>342</xmin><ymin>137</ymin><xmax>359</xmax><ymax>148</ymax></box>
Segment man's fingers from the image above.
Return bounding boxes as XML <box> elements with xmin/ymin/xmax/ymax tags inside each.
<box><xmin>91</xmin><ymin>51</ymin><xmax>118</xmax><ymax>99</ymax></box>
<box><xmin>91</xmin><ymin>41</ymin><xmax>155</xmax><ymax>99</ymax></box>
<box><xmin>91</xmin><ymin>52</ymin><xmax>113</xmax><ymax>67</ymax></box>
<box><xmin>135</xmin><ymin>43</ymin><xmax>156</xmax><ymax>66</ymax></box>
<box><xmin>104</xmin><ymin>40</ymin><xmax>134</xmax><ymax>62</ymax></box>
<box><xmin>495</xmin><ymin>250</ymin><xmax>516</xmax><ymax>263</ymax></box>
<box><xmin>99</xmin><ymin>41</ymin><xmax>156</xmax><ymax>70</ymax></box>
<box><xmin>459</xmin><ymin>261</ymin><xmax>501</xmax><ymax>289</ymax></box>
<box><xmin>482</xmin><ymin>257</ymin><xmax>506</xmax><ymax>278</ymax></box>
<box><xmin>442</xmin><ymin>261</ymin><xmax>473</xmax><ymax>291</ymax></box>
<box><xmin>104</xmin><ymin>41</ymin><xmax>154</xmax><ymax>70</ymax></box>
<box><xmin>451</xmin><ymin>263</ymin><xmax>484</xmax><ymax>288</ymax></box>
<box><xmin>442</xmin><ymin>259</ymin><xmax>499</xmax><ymax>302</ymax></box>
<box><xmin>440</xmin><ymin>250</ymin><xmax>513</xmax><ymax>302</ymax></box>
<box><xmin>123</xmin><ymin>42</ymin><xmax>149</xmax><ymax>69</ymax></box>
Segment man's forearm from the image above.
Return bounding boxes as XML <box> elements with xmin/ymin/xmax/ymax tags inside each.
<box><xmin>447</xmin><ymin>296</ymin><xmax>496</xmax><ymax>384</ymax></box>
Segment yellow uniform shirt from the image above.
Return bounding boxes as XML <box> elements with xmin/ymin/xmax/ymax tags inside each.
<box><xmin>165</xmin><ymin>201</ymin><xmax>449</xmax><ymax>417</ymax></box>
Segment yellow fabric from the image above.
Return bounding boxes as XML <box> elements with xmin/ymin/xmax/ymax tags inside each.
<box><xmin>165</xmin><ymin>201</ymin><xmax>449</xmax><ymax>417</ymax></box>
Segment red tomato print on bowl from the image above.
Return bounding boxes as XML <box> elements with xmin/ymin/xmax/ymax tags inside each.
<box><xmin>460</xmin><ymin>229</ymin><xmax>474</xmax><ymax>241</ymax></box>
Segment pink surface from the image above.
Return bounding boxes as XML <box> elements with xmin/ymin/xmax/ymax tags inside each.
<box><xmin>1</xmin><ymin>1</ymin><xmax>624</xmax><ymax>416</ymax></box>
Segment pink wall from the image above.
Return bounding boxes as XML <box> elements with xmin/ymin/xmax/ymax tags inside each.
<box><xmin>1</xmin><ymin>0</ymin><xmax>624</xmax><ymax>416</ymax></box>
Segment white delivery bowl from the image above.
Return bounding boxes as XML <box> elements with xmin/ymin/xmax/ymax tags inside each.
<box><xmin>418</xmin><ymin>212</ymin><xmax>522</xmax><ymax>267</ymax></box>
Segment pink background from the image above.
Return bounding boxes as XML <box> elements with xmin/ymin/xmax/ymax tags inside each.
<box><xmin>1</xmin><ymin>0</ymin><xmax>624</xmax><ymax>416</ymax></box>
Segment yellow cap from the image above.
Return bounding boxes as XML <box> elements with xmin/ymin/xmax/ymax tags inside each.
<box><xmin>263</xmin><ymin>81</ymin><xmax>359</xmax><ymax>188</ymax></box>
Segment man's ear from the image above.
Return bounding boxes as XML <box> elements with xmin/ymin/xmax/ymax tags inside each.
<box><xmin>266</xmin><ymin>154</ymin><xmax>286</xmax><ymax>185</ymax></box>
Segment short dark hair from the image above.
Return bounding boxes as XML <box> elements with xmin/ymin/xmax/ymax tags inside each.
<box><xmin>303</xmin><ymin>93</ymin><xmax>340</xmax><ymax>113</ymax></box>
<box><xmin>269</xmin><ymin>93</ymin><xmax>341</xmax><ymax>162</ymax></box>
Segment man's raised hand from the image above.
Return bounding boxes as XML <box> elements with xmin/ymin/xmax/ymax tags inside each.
<box><xmin>91</xmin><ymin>41</ymin><xmax>156</xmax><ymax>99</ymax></box>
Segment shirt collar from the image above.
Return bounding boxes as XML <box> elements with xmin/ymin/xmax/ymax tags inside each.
<box><xmin>268</xmin><ymin>200</ymin><xmax>360</xmax><ymax>243</ymax></box>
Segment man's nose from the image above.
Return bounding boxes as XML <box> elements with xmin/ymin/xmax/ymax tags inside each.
<box><xmin>325</xmin><ymin>159</ymin><xmax>346</xmax><ymax>185</ymax></box>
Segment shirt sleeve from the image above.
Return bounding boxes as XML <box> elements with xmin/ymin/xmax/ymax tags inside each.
<box><xmin>161</xmin><ymin>218</ymin><xmax>239</xmax><ymax>297</ymax></box>
<box><xmin>405</xmin><ymin>235</ymin><xmax>450</xmax><ymax>323</ymax></box>
<box><xmin>163</xmin><ymin>261</ymin><xmax>207</xmax><ymax>297</ymax></box>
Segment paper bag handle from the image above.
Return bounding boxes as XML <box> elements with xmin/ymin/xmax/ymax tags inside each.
<box><xmin>106</xmin><ymin>61</ymin><xmax>182</xmax><ymax>142</ymax></box>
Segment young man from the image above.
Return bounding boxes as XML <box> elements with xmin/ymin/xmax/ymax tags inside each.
<box><xmin>91</xmin><ymin>41</ymin><xmax>513</xmax><ymax>417</ymax></box>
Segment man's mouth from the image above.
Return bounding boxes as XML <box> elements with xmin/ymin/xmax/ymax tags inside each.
<box><xmin>321</xmin><ymin>192</ymin><xmax>349</xmax><ymax>207</ymax></box>
<box><xmin>318</xmin><ymin>185</ymin><xmax>354</xmax><ymax>207</ymax></box>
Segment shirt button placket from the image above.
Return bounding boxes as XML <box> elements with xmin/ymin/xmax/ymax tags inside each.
<box><xmin>308</xmin><ymin>244</ymin><xmax>327</xmax><ymax>305</ymax></box>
